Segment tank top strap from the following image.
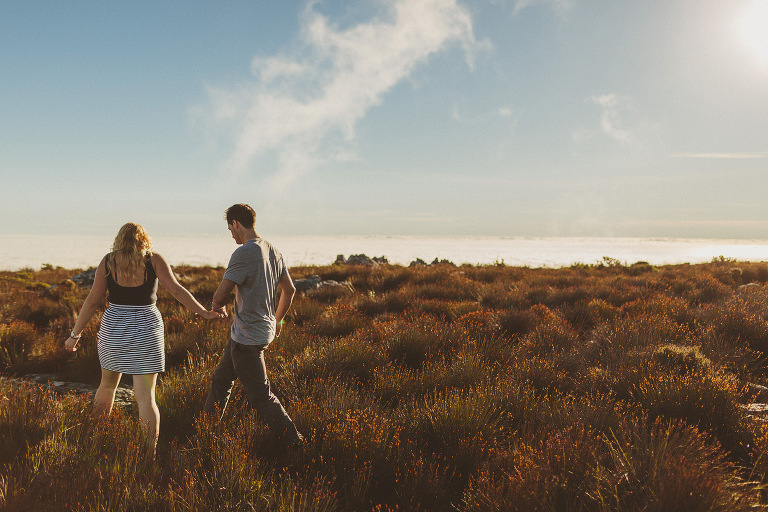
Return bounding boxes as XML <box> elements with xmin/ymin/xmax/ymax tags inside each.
<box><xmin>105</xmin><ymin>252</ymin><xmax>114</xmax><ymax>279</ymax></box>
<box><xmin>144</xmin><ymin>253</ymin><xmax>155</xmax><ymax>281</ymax></box>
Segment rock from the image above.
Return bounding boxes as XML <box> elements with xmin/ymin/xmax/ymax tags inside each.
<box><xmin>295</xmin><ymin>275</ymin><xmax>322</xmax><ymax>292</ymax></box>
<box><xmin>336</xmin><ymin>254</ymin><xmax>387</xmax><ymax>267</ymax></box>
<box><xmin>315</xmin><ymin>279</ymin><xmax>354</xmax><ymax>293</ymax></box>
<box><xmin>70</xmin><ymin>268</ymin><xmax>98</xmax><ymax>288</ymax></box>
<box><xmin>740</xmin><ymin>403</ymin><xmax>768</xmax><ymax>422</ymax></box>
<box><xmin>749</xmin><ymin>382</ymin><xmax>768</xmax><ymax>402</ymax></box>
<box><xmin>44</xmin><ymin>268</ymin><xmax>97</xmax><ymax>296</ymax></box>
<box><xmin>739</xmin><ymin>283</ymin><xmax>760</xmax><ymax>291</ymax></box>
<box><xmin>409</xmin><ymin>257</ymin><xmax>455</xmax><ymax>267</ymax></box>
<box><xmin>42</xmin><ymin>278</ymin><xmax>77</xmax><ymax>297</ymax></box>
<box><xmin>346</xmin><ymin>254</ymin><xmax>377</xmax><ymax>266</ymax></box>
<box><xmin>4</xmin><ymin>373</ymin><xmax>135</xmax><ymax>408</ymax></box>
<box><xmin>293</xmin><ymin>275</ymin><xmax>353</xmax><ymax>294</ymax></box>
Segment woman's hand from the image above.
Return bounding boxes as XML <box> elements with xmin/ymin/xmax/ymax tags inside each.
<box><xmin>64</xmin><ymin>337</ymin><xmax>79</xmax><ymax>352</ymax></box>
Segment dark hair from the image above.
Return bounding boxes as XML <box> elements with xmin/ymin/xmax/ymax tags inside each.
<box><xmin>225</xmin><ymin>204</ymin><xmax>256</xmax><ymax>228</ymax></box>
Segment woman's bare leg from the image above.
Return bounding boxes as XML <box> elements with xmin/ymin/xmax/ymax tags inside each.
<box><xmin>94</xmin><ymin>368</ymin><xmax>122</xmax><ymax>416</ymax></box>
<box><xmin>133</xmin><ymin>373</ymin><xmax>160</xmax><ymax>459</ymax></box>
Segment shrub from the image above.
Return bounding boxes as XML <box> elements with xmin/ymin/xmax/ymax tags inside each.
<box><xmin>701</xmin><ymin>297</ymin><xmax>768</xmax><ymax>361</ymax></box>
<box><xmin>591</xmin><ymin>314</ymin><xmax>693</xmax><ymax>357</ymax></box>
<box><xmin>156</xmin><ymin>354</ymin><xmax>220</xmax><ymax>443</ymax></box>
<box><xmin>288</xmin><ymin>297</ymin><xmax>327</xmax><ymax>326</ymax></box>
<box><xmin>164</xmin><ymin>412</ymin><xmax>272</xmax><ymax>511</ymax></box>
<box><xmin>307</xmin><ymin>305</ymin><xmax>369</xmax><ymax>338</ymax></box>
<box><xmin>414</xmin><ymin>387</ymin><xmax>508</xmax><ymax>480</ymax></box>
<box><xmin>383</xmin><ymin>317</ymin><xmax>461</xmax><ymax>368</ymax></box>
<box><xmin>600</xmin><ymin>417</ymin><xmax>760</xmax><ymax>511</ymax></box>
<box><xmin>497</xmin><ymin>307</ymin><xmax>536</xmax><ymax>338</ymax></box>
<box><xmin>368</xmin><ymin>267</ymin><xmax>411</xmax><ymax>293</ymax></box>
<box><xmin>11</xmin><ymin>295</ymin><xmax>74</xmax><ymax>331</ymax></box>
<box><xmin>629</xmin><ymin>371</ymin><xmax>752</xmax><ymax>458</ymax></box>
<box><xmin>0</xmin><ymin>321</ymin><xmax>37</xmax><ymax>372</ymax></box>
<box><xmin>518</xmin><ymin>314</ymin><xmax>578</xmax><ymax>358</ymax></box>
<box><xmin>651</xmin><ymin>344</ymin><xmax>711</xmax><ymax>375</ymax></box>
<box><xmin>459</xmin><ymin>425</ymin><xmax>605</xmax><ymax>512</ymax></box>
<box><xmin>309</xmin><ymin>283</ymin><xmax>355</xmax><ymax>304</ymax></box>
<box><xmin>290</xmin><ymin>335</ymin><xmax>385</xmax><ymax>386</ymax></box>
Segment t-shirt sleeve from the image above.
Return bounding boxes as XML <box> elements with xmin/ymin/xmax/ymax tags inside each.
<box><xmin>223</xmin><ymin>247</ymin><xmax>248</xmax><ymax>285</ymax></box>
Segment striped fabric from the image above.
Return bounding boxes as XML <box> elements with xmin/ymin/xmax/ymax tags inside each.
<box><xmin>97</xmin><ymin>303</ymin><xmax>165</xmax><ymax>374</ymax></box>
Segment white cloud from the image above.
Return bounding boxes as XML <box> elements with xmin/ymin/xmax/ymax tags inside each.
<box><xmin>498</xmin><ymin>106</ymin><xmax>513</xmax><ymax>117</ymax></box>
<box><xmin>670</xmin><ymin>152</ymin><xmax>768</xmax><ymax>159</ymax></box>
<box><xmin>513</xmin><ymin>0</ymin><xmax>572</xmax><ymax>15</ymax></box>
<box><xmin>204</xmin><ymin>0</ymin><xmax>483</xmax><ymax>183</ymax></box>
<box><xmin>590</xmin><ymin>93</ymin><xmax>637</xmax><ymax>144</ymax></box>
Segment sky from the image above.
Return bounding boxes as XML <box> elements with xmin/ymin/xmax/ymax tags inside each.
<box><xmin>2</xmin><ymin>0</ymin><xmax>767</xmax><ymax>240</ymax></box>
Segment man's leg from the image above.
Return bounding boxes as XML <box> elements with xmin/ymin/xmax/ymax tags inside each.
<box><xmin>203</xmin><ymin>338</ymin><xmax>238</xmax><ymax>419</ymax></box>
<box><xmin>231</xmin><ymin>342</ymin><xmax>303</xmax><ymax>444</ymax></box>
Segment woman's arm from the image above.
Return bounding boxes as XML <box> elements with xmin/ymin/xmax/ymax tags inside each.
<box><xmin>152</xmin><ymin>253</ymin><xmax>224</xmax><ymax>319</ymax></box>
<box><xmin>64</xmin><ymin>256</ymin><xmax>108</xmax><ymax>352</ymax></box>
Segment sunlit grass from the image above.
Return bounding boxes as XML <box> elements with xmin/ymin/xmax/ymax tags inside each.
<box><xmin>3</xmin><ymin>260</ymin><xmax>768</xmax><ymax>509</ymax></box>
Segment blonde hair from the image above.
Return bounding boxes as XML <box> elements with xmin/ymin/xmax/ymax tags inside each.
<box><xmin>108</xmin><ymin>223</ymin><xmax>153</xmax><ymax>282</ymax></box>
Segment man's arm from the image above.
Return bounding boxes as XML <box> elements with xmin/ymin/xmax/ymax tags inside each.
<box><xmin>212</xmin><ymin>278</ymin><xmax>237</xmax><ymax>311</ymax></box>
<box><xmin>274</xmin><ymin>271</ymin><xmax>296</xmax><ymax>337</ymax></box>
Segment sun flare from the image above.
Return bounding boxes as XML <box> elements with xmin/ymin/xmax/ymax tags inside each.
<box><xmin>734</xmin><ymin>0</ymin><xmax>768</xmax><ymax>69</ymax></box>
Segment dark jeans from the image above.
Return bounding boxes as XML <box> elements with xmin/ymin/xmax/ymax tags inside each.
<box><xmin>204</xmin><ymin>338</ymin><xmax>303</xmax><ymax>444</ymax></box>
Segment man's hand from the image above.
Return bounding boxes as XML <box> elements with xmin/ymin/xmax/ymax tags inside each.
<box><xmin>275</xmin><ymin>319</ymin><xmax>284</xmax><ymax>338</ymax></box>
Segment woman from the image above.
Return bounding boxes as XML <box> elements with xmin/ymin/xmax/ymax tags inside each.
<box><xmin>64</xmin><ymin>222</ymin><xmax>223</xmax><ymax>458</ymax></box>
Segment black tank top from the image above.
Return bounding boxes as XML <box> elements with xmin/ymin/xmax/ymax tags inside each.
<box><xmin>105</xmin><ymin>253</ymin><xmax>159</xmax><ymax>306</ymax></box>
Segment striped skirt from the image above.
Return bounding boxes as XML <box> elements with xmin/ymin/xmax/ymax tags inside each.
<box><xmin>97</xmin><ymin>303</ymin><xmax>165</xmax><ymax>374</ymax></box>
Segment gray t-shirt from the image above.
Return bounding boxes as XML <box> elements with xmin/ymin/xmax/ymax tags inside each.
<box><xmin>223</xmin><ymin>238</ymin><xmax>287</xmax><ymax>346</ymax></box>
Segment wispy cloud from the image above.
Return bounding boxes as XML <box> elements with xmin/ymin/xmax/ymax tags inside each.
<box><xmin>670</xmin><ymin>152</ymin><xmax>768</xmax><ymax>159</ymax></box>
<box><xmin>589</xmin><ymin>93</ymin><xmax>637</xmax><ymax>144</ymax></box>
<box><xmin>498</xmin><ymin>106</ymin><xmax>514</xmax><ymax>117</ymax></box>
<box><xmin>203</xmin><ymin>0</ymin><xmax>483</xmax><ymax>185</ymax></box>
<box><xmin>513</xmin><ymin>0</ymin><xmax>572</xmax><ymax>15</ymax></box>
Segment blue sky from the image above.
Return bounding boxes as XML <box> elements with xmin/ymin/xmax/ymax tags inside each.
<box><xmin>2</xmin><ymin>0</ymin><xmax>767</xmax><ymax>239</ymax></box>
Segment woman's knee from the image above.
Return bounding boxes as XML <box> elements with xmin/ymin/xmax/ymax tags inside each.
<box><xmin>132</xmin><ymin>374</ymin><xmax>157</xmax><ymax>402</ymax></box>
<box><xmin>99</xmin><ymin>368</ymin><xmax>122</xmax><ymax>390</ymax></box>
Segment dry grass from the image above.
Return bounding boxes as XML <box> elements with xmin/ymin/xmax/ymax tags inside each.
<box><xmin>3</xmin><ymin>259</ymin><xmax>768</xmax><ymax>510</ymax></box>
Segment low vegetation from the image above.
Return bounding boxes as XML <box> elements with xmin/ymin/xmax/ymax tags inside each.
<box><xmin>3</xmin><ymin>258</ymin><xmax>768</xmax><ymax>510</ymax></box>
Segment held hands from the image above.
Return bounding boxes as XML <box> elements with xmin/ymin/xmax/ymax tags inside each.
<box><xmin>201</xmin><ymin>308</ymin><xmax>227</xmax><ymax>320</ymax></box>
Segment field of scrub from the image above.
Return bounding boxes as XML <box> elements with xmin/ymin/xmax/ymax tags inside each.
<box><xmin>3</xmin><ymin>258</ymin><xmax>768</xmax><ymax>510</ymax></box>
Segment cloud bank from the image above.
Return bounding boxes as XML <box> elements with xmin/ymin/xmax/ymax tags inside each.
<box><xmin>205</xmin><ymin>0</ymin><xmax>482</xmax><ymax>184</ymax></box>
<box><xmin>671</xmin><ymin>152</ymin><xmax>768</xmax><ymax>159</ymax></box>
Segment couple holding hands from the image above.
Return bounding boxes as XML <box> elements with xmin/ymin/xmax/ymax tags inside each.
<box><xmin>64</xmin><ymin>203</ymin><xmax>303</xmax><ymax>458</ymax></box>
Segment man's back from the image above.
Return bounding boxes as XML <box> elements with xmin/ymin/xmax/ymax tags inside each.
<box><xmin>223</xmin><ymin>238</ymin><xmax>285</xmax><ymax>345</ymax></box>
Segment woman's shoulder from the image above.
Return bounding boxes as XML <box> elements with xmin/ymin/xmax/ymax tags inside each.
<box><xmin>149</xmin><ymin>252</ymin><xmax>170</xmax><ymax>270</ymax></box>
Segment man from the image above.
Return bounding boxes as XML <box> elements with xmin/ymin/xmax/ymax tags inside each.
<box><xmin>204</xmin><ymin>203</ymin><xmax>303</xmax><ymax>446</ymax></box>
